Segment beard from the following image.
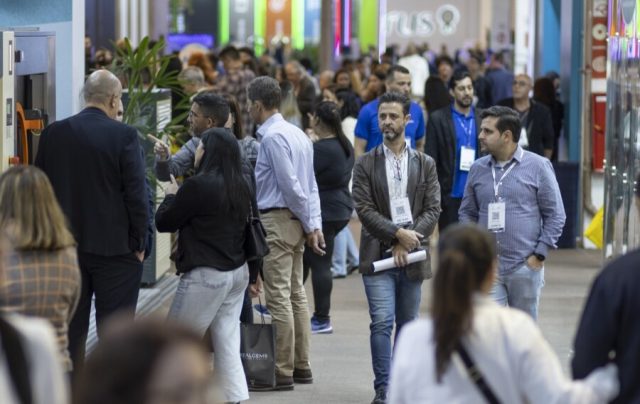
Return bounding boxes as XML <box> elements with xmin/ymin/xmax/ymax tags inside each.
<box><xmin>383</xmin><ymin>128</ymin><xmax>403</xmax><ymax>141</ymax></box>
<box><xmin>456</xmin><ymin>97</ymin><xmax>473</xmax><ymax>109</ymax></box>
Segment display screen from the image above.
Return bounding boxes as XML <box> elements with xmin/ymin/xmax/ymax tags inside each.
<box><xmin>166</xmin><ymin>33</ymin><xmax>214</xmax><ymax>53</ymax></box>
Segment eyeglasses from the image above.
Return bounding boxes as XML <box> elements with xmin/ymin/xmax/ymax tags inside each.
<box><xmin>513</xmin><ymin>81</ymin><xmax>529</xmax><ymax>87</ymax></box>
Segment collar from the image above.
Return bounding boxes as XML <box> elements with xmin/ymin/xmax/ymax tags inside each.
<box><xmin>486</xmin><ymin>145</ymin><xmax>524</xmax><ymax>167</ymax></box>
<box><xmin>382</xmin><ymin>141</ymin><xmax>408</xmax><ymax>160</ymax></box>
<box><xmin>256</xmin><ymin>113</ymin><xmax>284</xmax><ymax>138</ymax></box>
<box><xmin>451</xmin><ymin>105</ymin><xmax>474</xmax><ymax>119</ymax></box>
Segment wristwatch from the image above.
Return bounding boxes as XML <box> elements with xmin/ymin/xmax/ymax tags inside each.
<box><xmin>533</xmin><ymin>253</ymin><xmax>545</xmax><ymax>262</ymax></box>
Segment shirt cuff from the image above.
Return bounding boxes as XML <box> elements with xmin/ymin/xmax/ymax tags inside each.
<box><xmin>534</xmin><ymin>243</ymin><xmax>549</xmax><ymax>258</ymax></box>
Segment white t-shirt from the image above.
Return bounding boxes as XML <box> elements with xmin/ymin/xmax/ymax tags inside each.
<box><xmin>0</xmin><ymin>314</ymin><xmax>68</xmax><ymax>404</ymax></box>
<box><xmin>388</xmin><ymin>295</ymin><xmax>618</xmax><ymax>404</ymax></box>
<box><xmin>398</xmin><ymin>54</ymin><xmax>430</xmax><ymax>98</ymax></box>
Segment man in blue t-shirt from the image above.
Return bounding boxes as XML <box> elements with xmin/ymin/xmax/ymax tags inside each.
<box><xmin>354</xmin><ymin>65</ymin><xmax>426</xmax><ymax>157</ymax></box>
<box><xmin>425</xmin><ymin>71</ymin><xmax>482</xmax><ymax>230</ymax></box>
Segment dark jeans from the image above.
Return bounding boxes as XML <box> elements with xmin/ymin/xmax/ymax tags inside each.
<box><xmin>69</xmin><ymin>252</ymin><xmax>143</xmax><ymax>372</ymax></box>
<box><xmin>302</xmin><ymin>219</ymin><xmax>349</xmax><ymax>322</ymax></box>
<box><xmin>438</xmin><ymin>195</ymin><xmax>462</xmax><ymax>231</ymax></box>
<box><xmin>362</xmin><ymin>268</ymin><xmax>422</xmax><ymax>391</ymax></box>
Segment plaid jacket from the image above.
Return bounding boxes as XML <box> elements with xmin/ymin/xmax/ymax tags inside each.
<box><xmin>0</xmin><ymin>246</ymin><xmax>81</xmax><ymax>371</ymax></box>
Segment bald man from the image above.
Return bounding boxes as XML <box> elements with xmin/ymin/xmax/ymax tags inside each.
<box><xmin>35</xmin><ymin>70</ymin><xmax>148</xmax><ymax>370</ymax></box>
<box><xmin>497</xmin><ymin>74</ymin><xmax>554</xmax><ymax>158</ymax></box>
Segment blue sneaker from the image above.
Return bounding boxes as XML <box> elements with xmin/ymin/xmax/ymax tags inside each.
<box><xmin>253</xmin><ymin>304</ymin><xmax>271</xmax><ymax>319</ymax></box>
<box><xmin>310</xmin><ymin>316</ymin><xmax>333</xmax><ymax>334</ymax></box>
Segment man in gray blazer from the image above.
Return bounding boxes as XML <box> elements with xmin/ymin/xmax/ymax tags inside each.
<box><xmin>352</xmin><ymin>91</ymin><xmax>440</xmax><ymax>404</ymax></box>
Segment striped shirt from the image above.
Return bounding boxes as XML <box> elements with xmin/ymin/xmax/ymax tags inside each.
<box><xmin>0</xmin><ymin>246</ymin><xmax>81</xmax><ymax>370</ymax></box>
<box><xmin>459</xmin><ymin>146</ymin><xmax>566</xmax><ymax>275</ymax></box>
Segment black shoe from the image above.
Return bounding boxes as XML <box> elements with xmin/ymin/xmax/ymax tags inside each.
<box><xmin>247</xmin><ymin>375</ymin><xmax>294</xmax><ymax>391</ymax></box>
<box><xmin>371</xmin><ymin>388</ymin><xmax>387</xmax><ymax>404</ymax></box>
<box><xmin>293</xmin><ymin>368</ymin><xmax>313</xmax><ymax>384</ymax></box>
<box><xmin>275</xmin><ymin>375</ymin><xmax>294</xmax><ymax>391</ymax></box>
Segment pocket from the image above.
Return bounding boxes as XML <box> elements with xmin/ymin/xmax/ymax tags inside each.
<box><xmin>524</xmin><ymin>262</ymin><xmax>544</xmax><ymax>272</ymax></box>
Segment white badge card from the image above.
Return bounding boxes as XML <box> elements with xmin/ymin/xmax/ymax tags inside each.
<box><xmin>391</xmin><ymin>197</ymin><xmax>413</xmax><ymax>225</ymax></box>
<box><xmin>487</xmin><ymin>201</ymin><xmax>506</xmax><ymax>232</ymax></box>
<box><xmin>460</xmin><ymin>147</ymin><xmax>476</xmax><ymax>171</ymax></box>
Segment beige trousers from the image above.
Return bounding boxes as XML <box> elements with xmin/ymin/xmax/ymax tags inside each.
<box><xmin>261</xmin><ymin>209</ymin><xmax>311</xmax><ymax>377</ymax></box>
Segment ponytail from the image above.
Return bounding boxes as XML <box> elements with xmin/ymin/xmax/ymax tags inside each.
<box><xmin>432</xmin><ymin>250</ymin><xmax>476</xmax><ymax>382</ymax></box>
<box><xmin>431</xmin><ymin>224</ymin><xmax>495</xmax><ymax>382</ymax></box>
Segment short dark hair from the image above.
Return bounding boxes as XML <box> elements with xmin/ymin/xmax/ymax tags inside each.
<box><xmin>480</xmin><ymin>106</ymin><xmax>521</xmax><ymax>142</ymax></box>
<box><xmin>192</xmin><ymin>92</ymin><xmax>230</xmax><ymax>127</ymax></box>
<box><xmin>247</xmin><ymin>76</ymin><xmax>281</xmax><ymax>110</ymax></box>
<box><xmin>219</xmin><ymin>45</ymin><xmax>240</xmax><ymax>60</ymax></box>
<box><xmin>436</xmin><ymin>55</ymin><xmax>454</xmax><ymax>68</ymax></box>
<box><xmin>378</xmin><ymin>91</ymin><xmax>411</xmax><ymax>115</ymax></box>
<box><xmin>386</xmin><ymin>65</ymin><xmax>410</xmax><ymax>82</ymax></box>
<box><xmin>449</xmin><ymin>71</ymin><xmax>472</xmax><ymax>90</ymax></box>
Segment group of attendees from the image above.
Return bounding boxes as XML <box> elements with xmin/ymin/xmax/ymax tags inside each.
<box><xmin>0</xmin><ymin>38</ymin><xmax>636</xmax><ymax>404</ymax></box>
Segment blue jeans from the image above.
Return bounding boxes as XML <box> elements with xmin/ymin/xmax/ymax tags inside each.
<box><xmin>491</xmin><ymin>263</ymin><xmax>545</xmax><ymax>320</ymax></box>
<box><xmin>168</xmin><ymin>265</ymin><xmax>249</xmax><ymax>402</ymax></box>
<box><xmin>331</xmin><ymin>227</ymin><xmax>359</xmax><ymax>276</ymax></box>
<box><xmin>362</xmin><ymin>269</ymin><xmax>422</xmax><ymax>391</ymax></box>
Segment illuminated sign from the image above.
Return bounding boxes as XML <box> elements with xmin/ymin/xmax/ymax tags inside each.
<box><xmin>387</xmin><ymin>4</ymin><xmax>460</xmax><ymax>37</ymax></box>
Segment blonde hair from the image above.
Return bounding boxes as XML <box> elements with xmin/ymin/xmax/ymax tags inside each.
<box><xmin>0</xmin><ymin>166</ymin><xmax>75</xmax><ymax>250</ymax></box>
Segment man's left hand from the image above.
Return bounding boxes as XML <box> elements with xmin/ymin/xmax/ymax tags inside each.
<box><xmin>527</xmin><ymin>254</ymin><xmax>544</xmax><ymax>270</ymax></box>
<box><xmin>392</xmin><ymin>244</ymin><xmax>410</xmax><ymax>268</ymax></box>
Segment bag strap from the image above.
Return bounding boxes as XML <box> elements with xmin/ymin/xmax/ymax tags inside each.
<box><xmin>0</xmin><ymin>316</ymin><xmax>33</xmax><ymax>404</ymax></box>
<box><xmin>457</xmin><ymin>343</ymin><xmax>500</xmax><ymax>404</ymax></box>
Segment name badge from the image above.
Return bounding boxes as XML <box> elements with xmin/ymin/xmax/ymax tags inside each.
<box><xmin>391</xmin><ymin>197</ymin><xmax>413</xmax><ymax>225</ymax></box>
<box><xmin>460</xmin><ymin>146</ymin><xmax>476</xmax><ymax>171</ymax></box>
<box><xmin>487</xmin><ymin>201</ymin><xmax>506</xmax><ymax>233</ymax></box>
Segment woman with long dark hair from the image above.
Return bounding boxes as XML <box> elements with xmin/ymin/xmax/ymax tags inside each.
<box><xmin>388</xmin><ymin>224</ymin><xmax>619</xmax><ymax>403</ymax></box>
<box><xmin>156</xmin><ymin>128</ymin><xmax>256</xmax><ymax>403</ymax></box>
<box><xmin>303</xmin><ymin>101</ymin><xmax>354</xmax><ymax>334</ymax></box>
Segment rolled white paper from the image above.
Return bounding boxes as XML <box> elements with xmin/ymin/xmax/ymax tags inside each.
<box><xmin>372</xmin><ymin>249</ymin><xmax>427</xmax><ymax>272</ymax></box>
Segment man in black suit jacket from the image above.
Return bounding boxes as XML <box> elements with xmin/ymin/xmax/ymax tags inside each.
<box><xmin>35</xmin><ymin>70</ymin><xmax>148</xmax><ymax>368</ymax></box>
<box><xmin>497</xmin><ymin>74</ymin><xmax>554</xmax><ymax>158</ymax></box>
<box><xmin>425</xmin><ymin>71</ymin><xmax>482</xmax><ymax>230</ymax></box>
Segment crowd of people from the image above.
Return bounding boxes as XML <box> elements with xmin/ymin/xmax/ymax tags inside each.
<box><xmin>0</xmin><ymin>38</ymin><xmax>636</xmax><ymax>404</ymax></box>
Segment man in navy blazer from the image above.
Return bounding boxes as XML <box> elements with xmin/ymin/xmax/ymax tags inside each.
<box><xmin>35</xmin><ymin>70</ymin><xmax>148</xmax><ymax>369</ymax></box>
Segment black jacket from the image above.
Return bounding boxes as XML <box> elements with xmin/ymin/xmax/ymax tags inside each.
<box><xmin>155</xmin><ymin>169</ymin><xmax>256</xmax><ymax>274</ymax></box>
<box><xmin>425</xmin><ymin>106</ymin><xmax>483</xmax><ymax>200</ymax></box>
<box><xmin>497</xmin><ymin>98</ymin><xmax>554</xmax><ymax>157</ymax></box>
<box><xmin>313</xmin><ymin>138</ymin><xmax>354</xmax><ymax>222</ymax></box>
<box><xmin>572</xmin><ymin>249</ymin><xmax>640</xmax><ymax>404</ymax></box>
<box><xmin>35</xmin><ymin>107</ymin><xmax>148</xmax><ymax>256</ymax></box>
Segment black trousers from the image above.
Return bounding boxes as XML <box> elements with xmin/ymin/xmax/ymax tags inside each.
<box><xmin>302</xmin><ymin>219</ymin><xmax>349</xmax><ymax>322</ymax></box>
<box><xmin>69</xmin><ymin>252</ymin><xmax>143</xmax><ymax>371</ymax></box>
<box><xmin>438</xmin><ymin>195</ymin><xmax>463</xmax><ymax>232</ymax></box>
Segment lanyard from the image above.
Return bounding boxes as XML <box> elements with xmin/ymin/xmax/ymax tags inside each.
<box><xmin>386</xmin><ymin>151</ymin><xmax>407</xmax><ymax>197</ymax></box>
<box><xmin>491</xmin><ymin>149</ymin><xmax>524</xmax><ymax>199</ymax></box>
<box><xmin>456</xmin><ymin>115</ymin><xmax>474</xmax><ymax>146</ymax></box>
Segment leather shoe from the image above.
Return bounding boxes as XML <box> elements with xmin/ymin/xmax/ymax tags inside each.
<box><xmin>247</xmin><ymin>375</ymin><xmax>294</xmax><ymax>391</ymax></box>
<box><xmin>275</xmin><ymin>375</ymin><xmax>294</xmax><ymax>391</ymax></box>
<box><xmin>293</xmin><ymin>368</ymin><xmax>313</xmax><ymax>384</ymax></box>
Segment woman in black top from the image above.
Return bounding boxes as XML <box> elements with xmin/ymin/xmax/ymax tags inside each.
<box><xmin>303</xmin><ymin>101</ymin><xmax>355</xmax><ymax>334</ymax></box>
<box><xmin>155</xmin><ymin>128</ymin><xmax>255</xmax><ymax>403</ymax></box>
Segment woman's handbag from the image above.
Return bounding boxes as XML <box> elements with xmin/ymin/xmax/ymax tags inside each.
<box><xmin>244</xmin><ymin>203</ymin><xmax>270</xmax><ymax>261</ymax></box>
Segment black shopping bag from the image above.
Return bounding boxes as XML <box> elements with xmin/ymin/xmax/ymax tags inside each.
<box><xmin>240</xmin><ymin>321</ymin><xmax>276</xmax><ymax>389</ymax></box>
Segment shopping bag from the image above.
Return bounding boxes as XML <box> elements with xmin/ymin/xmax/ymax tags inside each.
<box><xmin>585</xmin><ymin>207</ymin><xmax>604</xmax><ymax>249</ymax></box>
<box><xmin>240</xmin><ymin>319</ymin><xmax>276</xmax><ymax>389</ymax></box>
